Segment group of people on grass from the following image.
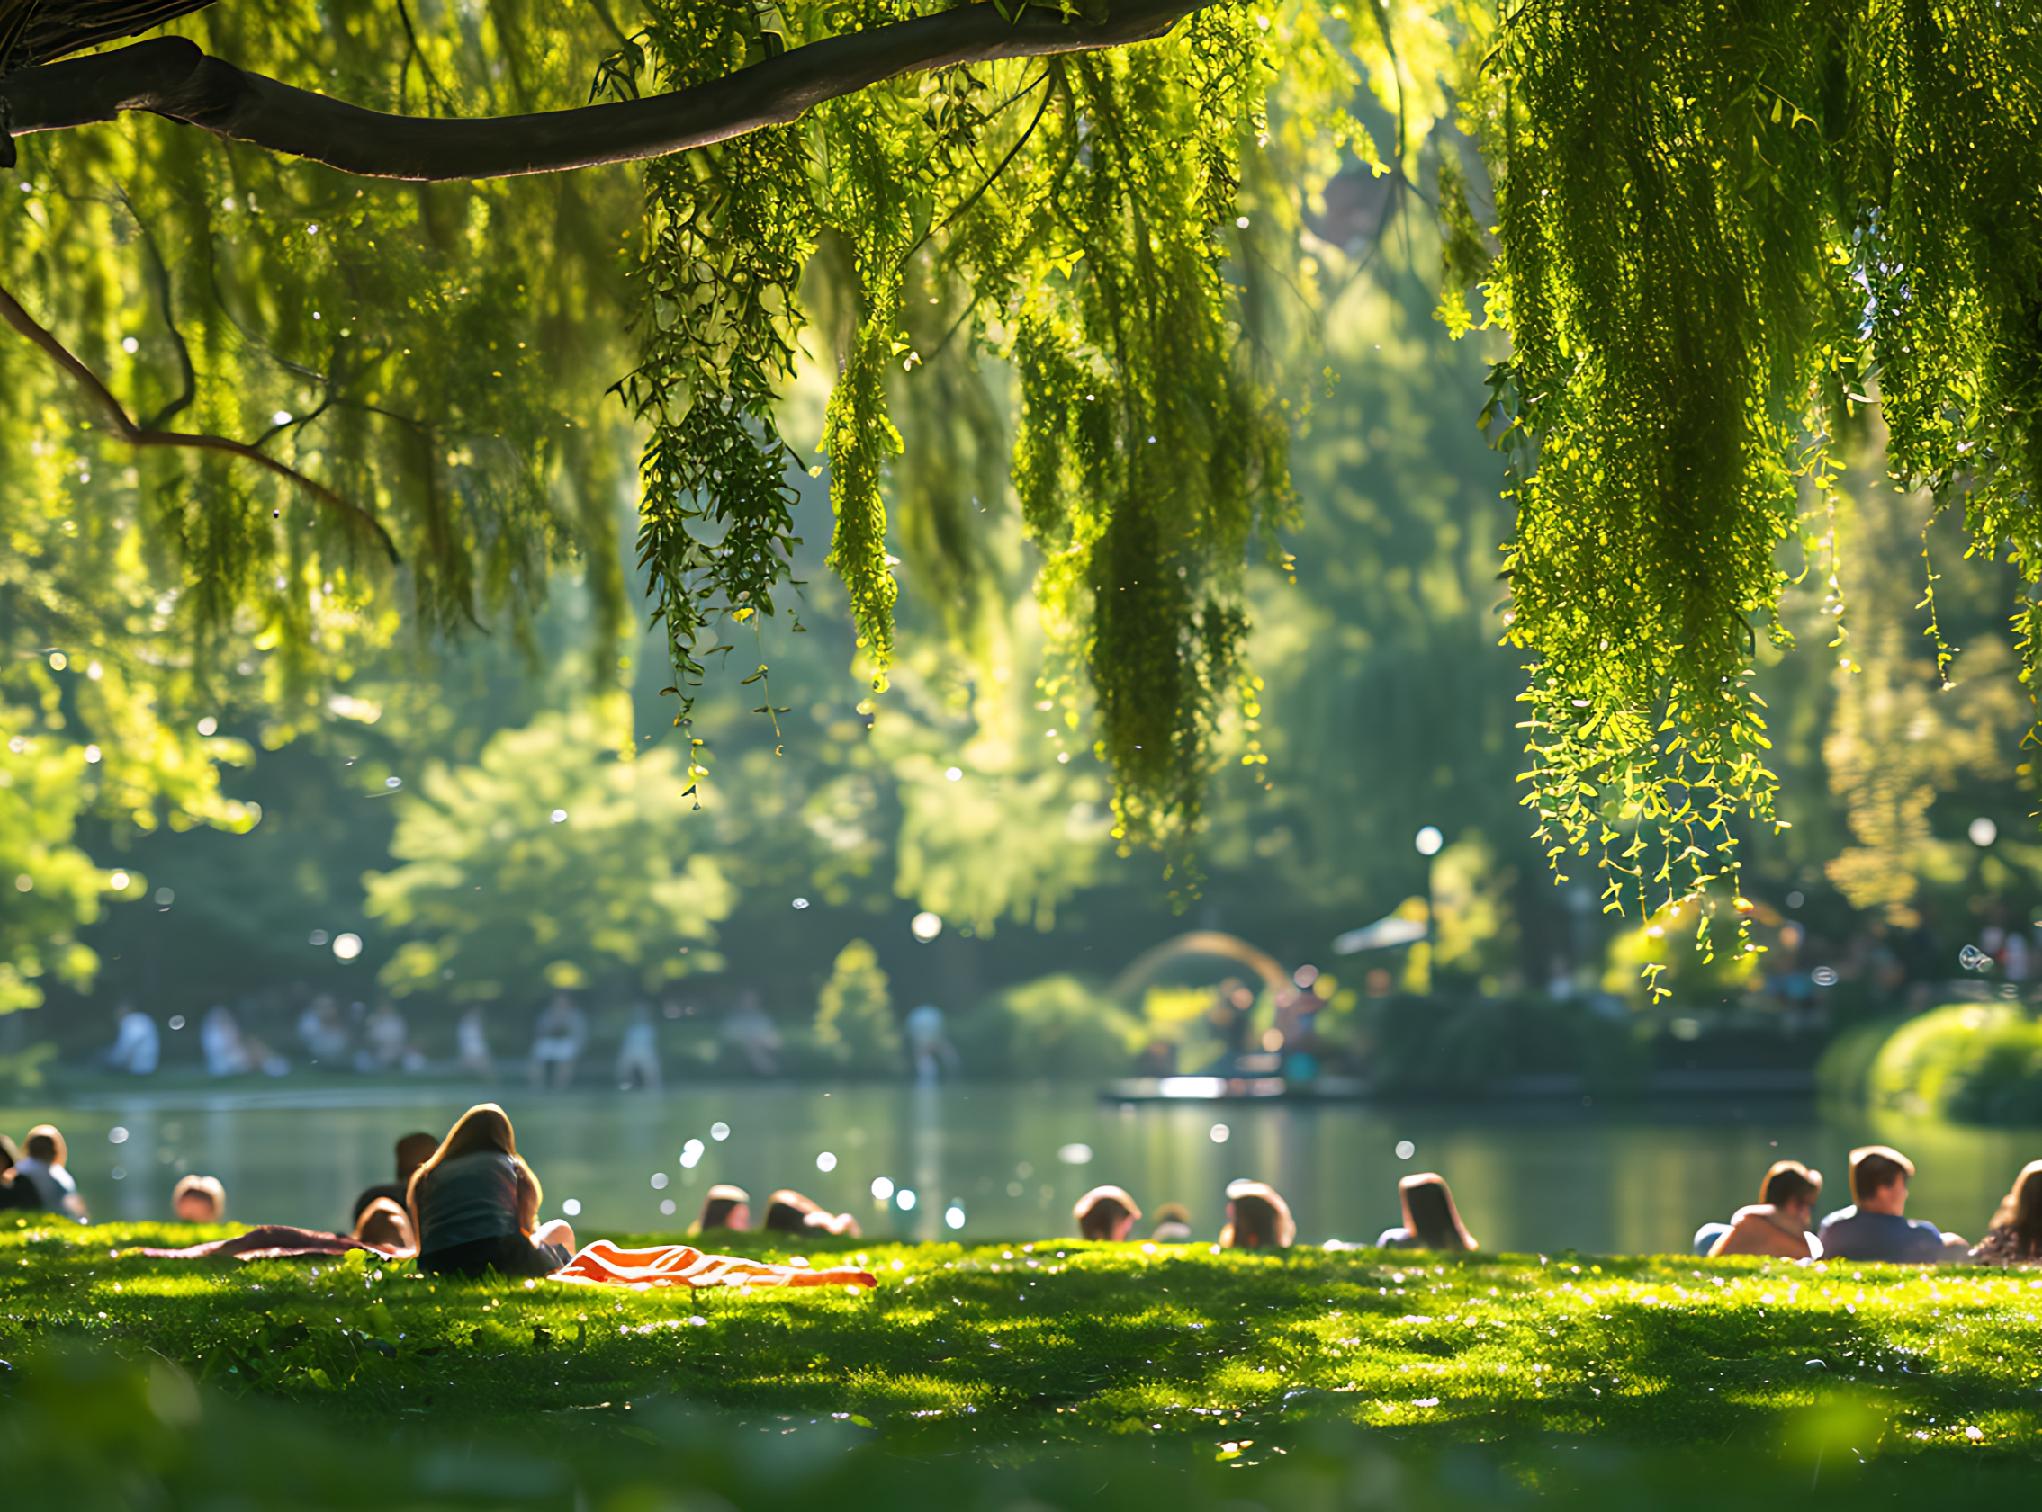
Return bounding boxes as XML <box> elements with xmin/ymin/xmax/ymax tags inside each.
<box><xmin>10</xmin><ymin>1104</ymin><xmax>2042</xmax><ymax>1275</ymax></box>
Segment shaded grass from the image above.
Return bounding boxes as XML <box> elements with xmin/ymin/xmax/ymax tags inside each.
<box><xmin>5</xmin><ymin>1216</ymin><xmax>2042</xmax><ymax>1480</ymax></box>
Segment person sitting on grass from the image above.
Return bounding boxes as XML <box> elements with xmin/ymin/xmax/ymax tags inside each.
<box><xmin>1073</xmin><ymin>1184</ymin><xmax>1142</xmax><ymax>1241</ymax></box>
<box><xmin>408</xmin><ymin>1103</ymin><xmax>576</xmax><ymax>1278</ymax></box>
<box><xmin>0</xmin><ymin>1134</ymin><xmax>40</xmax><ymax>1211</ymax></box>
<box><xmin>1817</xmin><ymin>1145</ymin><xmax>1961</xmax><ymax>1263</ymax></box>
<box><xmin>1703</xmin><ymin>1160</ymin><xmax>1823</xmax><ymax>1259</ymax></box>
<box><xmin>353</xmin><ymin>1196</ymin><xmax>417</xmax><ymax>1255</ymax></box>
<box><xmin>14</xmin><ymin>1124</ymin><xmax>87</xmax><ymax>1221</ymax></box>
<box><xmin>1969</xmin><ymin>1160</ymin><xmax>2042</xmax><ymax>1266</ymax></box>
<box><xmin>1149</xmin><ymin>1203</ymin><xmax>1193</xmax><ymax>1242</ymax></box>
<box><xmin>761</xmin><ymin>1188</ymin><xmax>861</xmax><ymax>1238</ymax></box>
<box><xmin>692</xmin><ymin>1184</ymin><xmax>752</xmax><ymax>1235</ymax></box>
<box><xmin>1378</xmin><ymin>1172</ymin><xmax>1479</xmax><ymax>1251</ymax></box>
<box><xmin>172</xmin><ymin>1174</ymin><xmax>227</xmax><ymax>1223</ymax></box>
<box><xmin>1220</xmin><ymin>1179</ymin><xmax>1295</xmax><ymax>1250</ymax></box>
<box><xmin>350</xmin><ymin>1131</ymin><xmax>440</xmax><ymax>1228</ymax></box>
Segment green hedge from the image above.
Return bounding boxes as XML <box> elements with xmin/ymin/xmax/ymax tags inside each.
<box><xmin>1816</xmin><ymin>1002</ymin><xmax>2042</xmax><ymax>1124</ymax></box>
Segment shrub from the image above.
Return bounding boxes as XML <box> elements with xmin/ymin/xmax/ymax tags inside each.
<box><xmin>951</xmin><ymin>975</ymin><xmax>1143</xmax><ymax>1079</ymax></box>
<box><xmin>813</xmin><ymin>940</ymin><xmax>902</xmax><ymax>1073</ymax></box>
<box><xmin>1829</xmin><ymin>1002</ymin><xmax>2042</xmax><ymax>1124</ymax></box>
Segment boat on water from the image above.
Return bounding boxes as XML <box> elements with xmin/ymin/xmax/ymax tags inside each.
<box><xmin>1097</xmin><ymin>1073</ymin><xmax>1372</xmax><ymax>1105</ymax></box>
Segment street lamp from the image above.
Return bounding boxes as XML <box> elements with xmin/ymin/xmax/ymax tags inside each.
<box><xmin>1415</xmin><ymin>825</ymin><xmax>1443</xmax><ymax>993</ymax></box>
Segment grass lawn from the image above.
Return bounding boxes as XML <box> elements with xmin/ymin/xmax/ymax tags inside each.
<box><xmin>6</xmin><ymin>1216</ymin><xmax>2042</xmax><ymax>1506</ymax></box>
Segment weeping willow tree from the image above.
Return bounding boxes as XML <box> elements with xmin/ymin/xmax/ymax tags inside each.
<box><xmin>1444</xmin><ymin>0</ymin><xmax>2042</xmax><ymax>983</ymax></box>
<box><xmin>0</xmin><ymin>0</ymin><xmax>1388</xmax><ymax>874</ymax></box>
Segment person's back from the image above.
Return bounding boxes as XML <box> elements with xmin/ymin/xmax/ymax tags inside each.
<box><xmin>1817</xmin><ymin>1145</ymin><xmax>1951</xmax><ymax>1264</ymax></box>
<box><xmin>352</xmin><ymin>1131</ymin><xmax>438</xmax><ymax>1226</ymax></box>
<box><xmin>413</xmin><ymin>1149</ymin><xmax>523</xmax><ymax>1252</ymax></box>
<box><xmin>1707</xmin><ymin>1159</ymin><xmax>1822</xmax><ymax>1260</ymax></box>
<box><xmin>16</xmin><ymin>1127</ymin><xmax>85</xmax><ymax>1221</ymax></box>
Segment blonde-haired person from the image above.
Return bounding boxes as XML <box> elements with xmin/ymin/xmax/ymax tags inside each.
<box><xmin>172</xmin><ymin>1174</ymin><xmax>227</xmax><ymax>1223</ymax></box>
<box><xmin>1073</xmin><ymin>1185</ymin><xmax>1142</xmax><ymax>1242</ymax></box>
<box><xmin>1219</xmin><ymin>1179</ymin><xmax>1296</xmax><ymax>1250</ymax></box>
<box><xmin>408</xmin><ymin>1104</ymin><xmax>576</xmax><ymax>1277</ymax></box>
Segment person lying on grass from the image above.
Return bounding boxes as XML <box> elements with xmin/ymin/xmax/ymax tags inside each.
<box><xmin>1699</xmin><ymin>1159</ymin><xmax>1824</xmax><ymax>1260</ymax></box>
<box><xmin>1074</xmin><ymin>1185</ymin><xmax>1142</xmax><ymax>1242</ymax></box>
<box><xmin>408</xmin><ymin>1102</ymin><xmax>577</xmax><ymax>1278</ymax></box>
<box><xmin>1220</xmin><ymin>1180</ymin><xmax>1295</xmax><ymax>1250</ymax></box>
<box><xmin>123</xmin><ymin>1200</ymin><xmax>418</xmax><ymax>1262</ymax></box>
<box><xmin>1378</xmin><ymin>1172</ymin><xmax>1480</xmax><ymax>1252</ymax></box>
<box><xmin>692</xmin><ymin>1184</ymin><xmax>752</xmax><ymax>1235</ymax></box>
<box><xmin>1970</xmin><ymin>1160</ymin><xmax>2042</xmax><ymax>1266</ymax></box>
<box><xmin>172</xmin><ymin>1174</ymin><xmax>227</xmax><ymax>1223</ymax></box>
<box><xmin>762</xmin><ymin>1189</ymin><xmax>860</xmax><ymax>1239</ymax></box>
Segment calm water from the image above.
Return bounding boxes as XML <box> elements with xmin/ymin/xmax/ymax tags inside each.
<box><xmin>5</xmin><ymin>1083</ymin><xmax>2038</xmax><ymax>1253</ymax></box>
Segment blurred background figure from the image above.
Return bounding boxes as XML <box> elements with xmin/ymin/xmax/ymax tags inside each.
<box><xmin>904</xmin><ymin>1001</ymin><xmax>957</xmax><ymax>1085</ymax></box>
<box><xmin>360</xmin><ymin>999</ymin><xmax>422</xmax><ymax>1073</ymax></box>
<box><xmin>615</xmin><ymin>1003</ymin><xmax>663</xmax><ymax>1091</ymax></box>
<box><xmin>456</xmin><ymin>1006</ymin><xmax>495</xmax><ymax>1078</ymax></box>
<box><xmin>172</xmin><ymin>1174</ymin><xmax>226</xmax><ymax>1223</ymax></box>
<box><xmin>722</xmin><ymin>990</ymin><xmax>782</xmax><ymax>1078</ymax></box>
<box><xmin>297</xmin><ymin>993</ymin><xmax>352</xmax><ymax>1067</ymax></box>
<box><xmin>530</xmin><ymin>993</ymin><xmax>588</xmax><ymax>1089</ymax></box>
<box><xmin>101</xmin><ymin>1000</ymin><xmax>159</xmax><ymax>1076</ymax></box>
<box><xmin>1150</xmin><ymin>1203</ymin><xmax>1194</xmax><ymax>1242</ymax></box>
<box><xmin>202</xmin><ymin>1004</ymin><xmax>255</xmax><ymax>1078</ymax></box>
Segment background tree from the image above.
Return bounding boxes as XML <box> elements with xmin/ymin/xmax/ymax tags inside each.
<box><xmin>813</xmin><ymin>938</ymin><xmax>900</xmax><ymax>1071</ymax></box>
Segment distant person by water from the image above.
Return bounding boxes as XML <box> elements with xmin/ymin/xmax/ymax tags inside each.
<box><xmin>172</xmin><ymin>1174</ymin><xmax>226</xmax><ymax>1222</ymax></box>
<box><xmin>529</xmin><ymin>994</ymin><xmax>589</xmax><ymax>1090</ymax></box>
<box><xmin>692</xmin><ymin>1184</ymin><xmax>752</xmax><ymax>1234</ymax></box>
<box><xmin>408</xmin><ymin>1103</ymin><xmax>576</xmax><ymax>1277</ymax></box>
<box><xmin>1220</xmin><ymin>1179</ymin><xmax>1294</xmax><ymax>1250</ymax></box>
<box><xmin>456</xmin><ymin>1006</ymin><xmax>496</xmax><ymax>1078</ymax></box>
<box><xmin>615</xmin><ymin>1003</ymin><xmax>663</xmax><ymax>1091</ymax></box>
<box><xmin>103</xmin><ymin>1001</ymin><xmax>160</xmax><ymax>1075</ymax></box>
<box><xmin>1818</xmin><ymin>1146</ymin><xmax>1961</xmax><ymax>1263</ymax></box>
<box><xmin>1149</xmin><ymin>1203</ymin><xmax>1193</xmax><ymax>1242</ymax></box>
<box><xmin>762</xmin><ymin>1189</ymin><xmax>860</xmax><ymax>1238</ymax></box>
<box><xmin>351</xmin><ymin>1131</ymin><xmax>439</xmax><ymax>1226</ymax></box>
<box><xmin>0</xmin><ymin>1134</ymin><xmax>39</xmax><ymax>1211</ymax></box>
<box><xmin>722</xmin><ymin>991</ymin><xmax>782</xmax><ymax>1077</ymax></box>
<box><xmin>1970</xmin><ymin>1160</ymin><xmax>2042</xmax><ymax>1266</ymax></box>
<box><xmin>1074</xmin><ymin>1185</ymin><xmax>1141</xmax><ymax>1241</ymax></box>
<box><xmin>905</xmin><ymin>1003</ymin><xmax>957</xmax><ymax>1084</ymax></box>
<box><xmin>1378</xmin><ymin>1172</ymin><xmax>1478</xmax><ymax>1252</ymax></box>
<box><xmin>1701</xmin><ymin>1160</ymin><xmax>1823</xmax><ymax>1259</ymax></box>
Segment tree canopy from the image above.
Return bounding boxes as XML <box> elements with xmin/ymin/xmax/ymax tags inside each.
<box><xmin>5</xmin><ymin>0</ymin><xmax>2042</xmax><ymax>998</ymax></box>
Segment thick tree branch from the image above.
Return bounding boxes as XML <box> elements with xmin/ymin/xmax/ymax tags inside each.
<box><xmin>0</xmin><ymin>283</ymin><xmax>400</xmax><ymax>562</ymax></box>
<box><xmin>0</xmin><ymin>0</ymin><xmax>1212</xmax><ymax>181</ymax></box>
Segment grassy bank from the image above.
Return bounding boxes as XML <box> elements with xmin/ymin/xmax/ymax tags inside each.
<box><xmin>6</xmin><ymin>1217</ymin><xmax>2042</xmax><ymax>1491</ymax></box>
<box><xmin>1819</xmin><ymin>1001</ymin><xmax>2042</xmax><ymax>1123</ymax></box>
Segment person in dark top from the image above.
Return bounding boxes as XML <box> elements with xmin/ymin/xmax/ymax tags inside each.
<box><xmin>0</xmin><ymin>1133</ymin><xmax>40</xmax><ymax>1211</ymax></box>
<box><xmin>1817</xmin><ymin>1145</ymin><xmax>1959</xmax><ymax>1263</ymax></box>
<box><xmin>761</xmin><ymin>1188</ymin><xmax>860</xmax><ymax>1238</ymax></box>
<box><xmin>1073</xmin><ymin>1185</ymin><xmax>1142</xmax><ymax>1241</ymax></box>
<box><xmin>408</xmin><ymin>1104</ymin><xmax>576</xmax><ymax>1277</ymax></box>
<box><xmin>1970</xmin><ymin>1159</ymin><xmax>2042</xmax><ymax>1266</ymax></box>
<box><xmin>1377</xmin><ymin>1172</ymin><xmax>1479</xmax><ymax>1251</ymax></box>
<box><xmin>350</xmin><ymin>1130</ymin><xmax>440</xmax><ymax>1226</ymax></box>
<box><xmin>692</xmin><ymin>1185</ymin><xmax>752</xmax><ymax>1234</ymax></box>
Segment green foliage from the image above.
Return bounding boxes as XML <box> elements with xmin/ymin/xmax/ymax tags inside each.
<box><xmin>1453</xmin><ymin>0</ymin><xmax>2042</xmax><ymax>961</ymax></box>
<box><xmin>0</xmin><ymin>704</ymin><xmax>114</xmax><ymax>1013</ymax></box>
<box><xmin>814</xmin><ymin>938</ymin><xmax>901</xmax><ymax>1070</ymax></box>
<box><xmin>1819</xmin><ymin>1002</ymin><xmax>2042</xmax><ymax>1125</ymax></box>
<box><xmin>1362</xmin><ymin>991</ymin><xmax>1645</xmax><ymax>1093</ymax></box>
<box><xmin>363</xmin><ymin>705</ymin><xmax>733</xmax><ymax>1003</ymax></box>
<box><xmin>952</xmin><ymin>973</ymin><xmax>1142</xmax><ymax>1076</ymax></box>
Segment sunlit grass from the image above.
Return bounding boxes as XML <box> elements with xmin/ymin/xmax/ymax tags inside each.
<box><xmin>6</xmin><ymin>1217</ymin><xmax>2042</xmax><ymax>1466</ymax></box>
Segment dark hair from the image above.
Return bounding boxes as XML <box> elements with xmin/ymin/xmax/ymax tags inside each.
<box><xmin>354</xmin><ymin>1197</ymin><xmax>415</xmax><ymax>1252</ymax></box>
<box><xmin>1987</xmin><ymin>1160</ymin><xmax>2042</xmax><ymax>1260</ymax></box>
<box><xmin>1221</xmin><ymin>1182</ymin><xmax>1295</xmax><ymax>1249</ymax></box>
<box><xmin>395</xmin><ymin>1132</ymin><xmax>440</xmax><ymax>1180</ymax></box>
<box><xmin>1849</xmin><ymin>1145</ymin><xmax>1914</xmax><ymax>1205</ymax></box>
<box><xmin>697</xmin><ymin>1184</ymin><xmax>751</xmax><ymax>1232</ymax></box>
<box><xmin>1399</xmin><ymin>1172</ymin><xmax>1477</xmax><ymax>1251</ymax></box>
<box><xmin>763</xmin><ymin>1189</ymin><xmax>820</xmax><ymax>1233</ymax></box>
<box><xmin>24</xmin><ymin>1124</ymin><xmax>63</xmax><ymax>1165</ymax></box>
<box><xmin>1759</xmin><ymin>1159</ymin><xmax>1822</xmax><ymax>1210</ymax></box>
<box><xmin>1074</xmin><ymin>1185</ymin><xmax>1140</xmax><ymax>1241</ymax></box>
<box><xmin>0</xmin><ymin>1133</ymin><xmax>16</xmax><ymax>1173</ymax></box>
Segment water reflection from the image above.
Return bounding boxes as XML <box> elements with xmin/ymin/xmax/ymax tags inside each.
<box><xmin>6</xmin><ymin>1084</ymin><xmax>2039</xmax><ymax>1255</ymax></box>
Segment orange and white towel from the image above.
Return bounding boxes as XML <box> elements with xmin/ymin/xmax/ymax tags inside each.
<box><xmin>551</xmin><ymin>1238</ymin><xmax>877</xmax><ymax>1290</ymax></box>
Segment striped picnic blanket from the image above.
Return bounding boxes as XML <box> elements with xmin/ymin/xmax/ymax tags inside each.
<box><xmin>550</xmin><ymin>1238</ymin><xmax>877</xmax><ymax>1290</ymax></box>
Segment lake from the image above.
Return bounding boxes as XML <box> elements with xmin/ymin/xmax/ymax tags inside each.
<box><xmin>5</xmin><ymin>1082</ymin><xmax>2038</xmax><ymax>1254</ymax></box>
